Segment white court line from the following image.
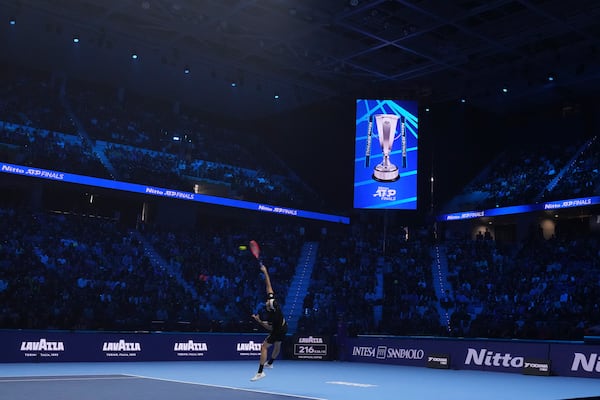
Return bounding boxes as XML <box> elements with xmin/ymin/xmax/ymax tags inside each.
<box><xmin>125</xmin><ymin>373</ymin><xmax>329</xmax><ymax>400</ymax></box>
<box><xmin>326</xmin><ymin>381</ymin><xmax>378</xmax><ymax>388</ymax></box>
<box><xmin>0</xmin><ymin>376</ymin><xmax>139</xmax><ymax>383</ymax></box>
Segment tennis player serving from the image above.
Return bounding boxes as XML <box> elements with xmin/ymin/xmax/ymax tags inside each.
<box><xmin>250</xmin><ymin>264</ymin><xmax>287</xmax><ymax>381</ymax></box>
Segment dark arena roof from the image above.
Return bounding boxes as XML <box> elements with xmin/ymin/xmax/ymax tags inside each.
<box><xmin>2</xmin><ymin>0</ymin><xmax>600</xmax><ymax>217</ymax></box>
<box><xmin>3</xmin><ymin>0</ymin><xmax>600</xmax><ymax>116</ymax></box>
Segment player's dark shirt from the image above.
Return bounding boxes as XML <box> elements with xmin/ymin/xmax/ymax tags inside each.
<box><xmin>265</xmin><ymin>304</ymin><xmax>286</xmax><ymax>335</ymax></box>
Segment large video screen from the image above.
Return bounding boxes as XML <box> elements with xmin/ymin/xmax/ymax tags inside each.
<box><xmin>354</xmin><ymin>99</ymin><xmax>418</xmax><ymax>210</ymax></box>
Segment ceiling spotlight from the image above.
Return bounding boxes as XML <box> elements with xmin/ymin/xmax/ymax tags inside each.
<box><xmin>231</xmin><ymin>82</ymin><xmax>237</xmax><ymax>87</ymax></box>
<box><xmin>131</xmin><ymin>52</ymin><xmax>138</xmax><ymax>59</ymax></box>
<box><xmin>9</xmin><ymin>18</ymin><xmax>16</xmax><ymax>25</ymax></box>
<box><xmin>73</xmin><ymin>36</ymin><xmax>79</xmax><ymax>43</ymax></box>
<box><xmin>502</xmin><ymin>87</ymin><xmax>508</xmax><ymax>93</ymax></box>
<box><xmin>184</xmin><ymin>66</ymin><xmax>190</xmax><ymax>74</ymax></box>
<box><xmin>547</xmin><ymin>75</ymin><xmax>554</xmax><ymax>82</ymax></box>
<box><xmin>274</xmin><ymin>94</ymin><xmax>280</xmax><ymax>99</ymax></box>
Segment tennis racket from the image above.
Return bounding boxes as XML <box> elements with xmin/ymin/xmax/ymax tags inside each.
<box><xmin>249</xmin><ymin>240</ymin><xmax>263</xmax><ymax>266</ymax></box>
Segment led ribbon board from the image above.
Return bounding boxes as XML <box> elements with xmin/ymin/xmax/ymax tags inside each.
<box><xmin>438</xmin><ymin>197</ymin><xmax>600</xmax><ymax>221</ymax></box>
<box><xmin>0</xmin><ymin>162</ymin><xmax>350</xmax><ymax>224</ymax></box>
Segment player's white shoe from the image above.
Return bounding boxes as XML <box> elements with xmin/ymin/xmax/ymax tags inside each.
<box><xmin>250</xmin><ymin>372</ymin><xmax>266</xmax><ymax>381</ymax></box>
<box><xmin>264</xmin><ymin>363</ymin><xmax>273</xmax><ymax>369</ymax></box>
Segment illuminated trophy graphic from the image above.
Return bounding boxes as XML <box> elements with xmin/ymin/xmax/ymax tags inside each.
<box><xmin>365</xmin><ymin>113</ymin><xmax>406</xmax><ymax>182</ymax></box>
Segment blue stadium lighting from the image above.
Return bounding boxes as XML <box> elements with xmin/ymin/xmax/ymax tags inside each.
<box><xmin>184</xmin><ymin>66</ymin><xmax>190</xmax><ymax>74</ymax></box>
<box><xmin>131</xmin><ymin>53</ymin><xmax>138</xmax><ymax>60</ymax></box>
<box><xmin>231</xmin><ymin>82</ymin><xmax>237</xmax><ymax>87</ymax></box>
<box><xmin>460</xmin><ymin>98</ymin><xmax>466</xmax><ymax>103</ymax></box>
<box><xmin>547</xmin><ymin>75</ymin><xmax>554</xmax><ymax>82</ymax></box>
<box><xmin>274</xmin><ymin>94</ymin><xmax>279</xmax><ymax>99</ymax></box>
<box><xmin>502</xmin><ymin>87</ymin><xmax>508</xmax><ymax>93</ymax></box>
<box><xmin>9</xmin><ymin>18</ymin><xmax>16</xmax><ymax>25</ymax></box>
<box><xmin>73</xmin><ymin>37</ymin><xmax>79</xmax><ymax>43</ymax></box>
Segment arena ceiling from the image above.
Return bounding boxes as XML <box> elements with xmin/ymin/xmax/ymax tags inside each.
<box><xmin>2</xmin><ymin>0</ymin><xmax>600</xmax><ymax>120</ymax></box>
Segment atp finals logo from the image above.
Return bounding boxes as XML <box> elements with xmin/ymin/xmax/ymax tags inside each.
<box><xmin>20</xmin><ymin>338</ymin><xmax>65</xmax><ymax>358</ymax></box>
<box><xmin>373</xmin><ymin>187</ymin><xmax>397</xmax><ymax>201</ymax></box>
<box><xmin>102</xmin><ymin>339</ymin><xmax>141</xmax><ymax>357</ymax></box>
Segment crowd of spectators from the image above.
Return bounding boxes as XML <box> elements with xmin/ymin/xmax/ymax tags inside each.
<box><xmin>445</xmin><ymin>131</ymin><xmax>598</xmax><ymax>214</ymax></box>
<box><xmin>0</xmin><ymin>201</ymin><xmax>306</xmax><ymax>332</ymax></box>
<box><xmin>0</xmin><ymin>65</ymin><xmax>325</xmax><ymax>211</ymax></box>
<box><xmin>0</xmin><ymin>65</ymin><xmax>76</xmax><ymax>135</ymax></box>
<box><xmin>540</xmin><ymin>136</ymin><xmax>600</xmax><ymax>202</ymax></box>
<box><xmin>0</xmin><ymin>206</ymin><xmax>191</xmax><ymax>331</ymax></box>
<box><xmin>0</xmin><ymin>123</ymin><xmax>112</xmax><ymax>179</ymax></box>
<box><xmin>443</xmin><ymin>222</ymin><xmax>599</xmax><ymax>340</ymax></box>
<box><xmin>0</xmin><ymin>193</ymin><xmax>598</xmax><ymax>341</ymax></box>
<box><xmin>296</xmin><ymin>221</ymin><xmax>442</xmax><ymax>337</ymax></box>
<box><xmin>454</xmin><ymin>140</ymin><xmax>580</xmax><ymax>211</ymax></box>
<box><xmin>139</xmin><ymin>219</ymin><xmax>304</xmax><ymax>331</ymax></box>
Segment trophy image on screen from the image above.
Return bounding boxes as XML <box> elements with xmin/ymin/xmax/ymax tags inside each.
<box><xmin>369</xmin><ymin>113</ymin><xmax>402</xmax><ymax>182</ymax></box>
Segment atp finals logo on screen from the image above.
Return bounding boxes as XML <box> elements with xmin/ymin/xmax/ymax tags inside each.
<box><xmin>354</xmin><ymin>99</ymin><xmax>418</xmax><ymax>210</ymax></box>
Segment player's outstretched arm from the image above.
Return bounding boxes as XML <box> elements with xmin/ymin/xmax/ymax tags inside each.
<box><xmin>260</xmin><ymin>264</ymin><xmax>274</xmax><ymax>296</ymax></box>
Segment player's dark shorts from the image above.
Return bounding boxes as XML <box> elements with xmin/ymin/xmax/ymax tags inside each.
<box><xmin>266</xmin><ymin>322</ymin><xmax>288</xmax><ymax>343</ymax></box>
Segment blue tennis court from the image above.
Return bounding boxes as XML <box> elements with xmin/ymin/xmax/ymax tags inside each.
<box><xmin>1</xmin><ymin>360</ymin><xmax>599</xmax><ymax>400</ymax></box>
